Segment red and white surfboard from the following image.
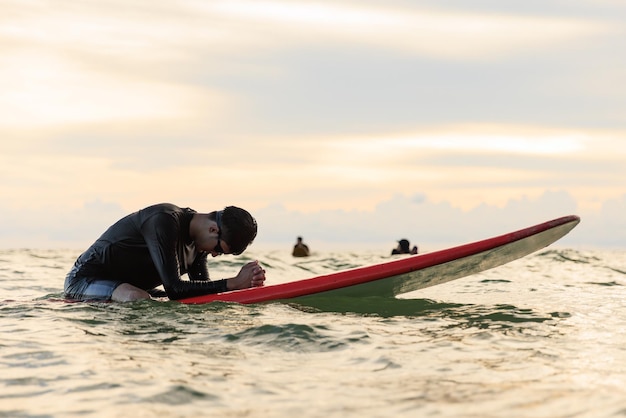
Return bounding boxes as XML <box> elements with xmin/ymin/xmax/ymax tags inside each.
<box><xmin>180</xmin><ymin>215</ymin><xmax>580</xmax><ymax>305</ymax></box>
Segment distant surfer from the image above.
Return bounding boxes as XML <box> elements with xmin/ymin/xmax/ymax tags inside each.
<box><xmin>64</xmin><ymin>203</ymin><xmax>266</xmax><ymax>302</ymax></box>
<box><xmin>392</xmin><ymin>239</ymin><xmax>418</xmax><ymax>255</ymax></box>
<box><xmin>292</xmin><ymin>236</ymin><xmax>310</xmax><ymax>257</ymax></box>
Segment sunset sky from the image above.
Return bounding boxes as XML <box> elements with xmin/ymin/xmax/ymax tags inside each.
<box><xmin>1</xmin><ymin>0</ymin><xmax>624</xmax><ymax>250</ymax></box>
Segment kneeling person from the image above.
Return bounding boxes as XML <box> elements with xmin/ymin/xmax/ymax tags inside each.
<box><xmin>64</xmin><ymin>203</ymin><xmax>266</xmax><ymax>302</ymax></box>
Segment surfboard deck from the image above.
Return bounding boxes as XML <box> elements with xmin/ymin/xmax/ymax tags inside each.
<box><xmin>180</xmin><ymin>215</ymin><xmax>580</xmax><ymax>305</ymax></box>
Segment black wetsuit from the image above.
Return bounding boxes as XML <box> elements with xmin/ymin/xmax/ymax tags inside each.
<box><xmin>64</xmin><ymin>203</ymin><xmax>228</xmax><ymax>301</ymax></box>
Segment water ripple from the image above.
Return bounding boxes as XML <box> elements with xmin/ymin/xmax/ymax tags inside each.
<box><xmin>0</xmin><ymin>247</ymin><xmax>625</xmax><ymax>417</ymax></box>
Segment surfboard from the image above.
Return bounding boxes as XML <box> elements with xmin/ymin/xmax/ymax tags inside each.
<box><xmin>180</xmin><ymin>215</ymin><xmax>580</xmax><ymax>305</ymax></box>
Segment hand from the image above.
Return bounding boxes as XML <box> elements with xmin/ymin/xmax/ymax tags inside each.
<box><xmin>227</xmin><ymin>260</ymin><xmax>266</xmax><ymax>290</ymax></box>
<box><xmin>249</xmin><ymin>260</ymin><xmax>266</xmax><ymax>288</ymax></box>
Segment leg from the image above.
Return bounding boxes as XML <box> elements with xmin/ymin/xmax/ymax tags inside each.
<box><xmin>111</xmin><ymin>283</ymin><xmax>151</xmax><ymax>302</ymax></box>
<box><xmin>65</xmin><ymin>264</ymin><xmax>151</xmax><ymax>302</ymax></box>
<box><xmin>65</xmin><ymin>275</ymin><xmax>123</xmax><ymax>302</ymax></box>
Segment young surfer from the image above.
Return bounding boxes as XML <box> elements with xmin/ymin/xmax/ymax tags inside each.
<box><xmin>64</xmin><ymin>203</ymin><xmax>266</xmax><ymax>302</ymax></box>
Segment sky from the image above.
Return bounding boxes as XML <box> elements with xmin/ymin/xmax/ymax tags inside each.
<box><xmin>0</xmin><ymin>0</ymin><xmax>625</xmax><ymax>251</ymax></box>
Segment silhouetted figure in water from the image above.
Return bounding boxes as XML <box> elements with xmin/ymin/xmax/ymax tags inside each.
<box><xmin>292</xmin><ymin>236</ymin><xmax>310</xmax><ymax>257</ymax></box>
<box><xmin>391</xmin><ymin>239</ymin><xmax>418</xmax><ymax>255</ymax></box>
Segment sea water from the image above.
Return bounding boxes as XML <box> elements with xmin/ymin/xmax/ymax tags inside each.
<box><xmin>1</xmin><ymin>247</ymin><xmax>626</xmax><ymax>417</ymax></box>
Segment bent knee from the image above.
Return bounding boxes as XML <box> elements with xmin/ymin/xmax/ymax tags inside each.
<box><xmin>112</xmin><ymin>283</ymin><xmax>151</xmax><ymax>302</ymax></box>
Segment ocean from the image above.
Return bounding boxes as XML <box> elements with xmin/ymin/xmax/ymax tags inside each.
<box><xmin>1</xmin><ymin>246</ymin><xmax>625</xmax><ymax>417</ymax></box>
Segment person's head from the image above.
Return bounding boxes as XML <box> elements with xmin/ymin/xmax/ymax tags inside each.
<box><xmin>213</xmin><ymin>206</ymin><xmax>257</xmax><ymax>255</ymax></box>
<box><xmin>398</xmin><ymin>239</ymin><xmax>410</xmax><ymax>253</ymax></box>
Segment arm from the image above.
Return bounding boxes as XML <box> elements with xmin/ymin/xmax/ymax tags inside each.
<box><xmin>141</xmin><ymin>213</ymin><xmax>228</xmax><ymax>300</ymax></box>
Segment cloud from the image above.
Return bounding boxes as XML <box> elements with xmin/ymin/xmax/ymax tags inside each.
<box><xmin>253</xmin><ymin>189</ymin><xmax>608</xmax><ymax>250</ymax></box>
<box><xmin>0</xmin><ymin>199</ymin><xmax>126</xmax><ymax>248</ymax></box>
<box><xmin>1</xmin><ymin>0</ymin><xmax>618</xmax><ymax>132</ymax></box>
<box><xmin>583</xmin><ymin>194</ymin><xmax>626</xmax><ymax>247</ymax></box>
<box><xmin>0</xmin><ymin>187</ymin><xmax>620</xmax><ymax>251</ymax></box>
<box><xmin>0</xmin><ymin>1</ymin><xmax>623</xmax><ymax>250</ymax></box>
<box><xmin>198</xmin><ymin>1</ymin><xmax>611</xmax><ymax>58</ymax></box>
<box><xmin>0</xmin><ymin>50</ymin><xmax>233</xmax><ymax>128</ymax></box>
<box><xmin>266</xmin><ymin>187</ymin><xmax>626</xmax><ymax>250</ymax></box>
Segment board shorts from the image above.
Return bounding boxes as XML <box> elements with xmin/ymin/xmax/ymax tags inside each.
<box><xmin>64</xmin><ymin>263</ymin><xmax>123</xmax><ymax>302</ymax></box>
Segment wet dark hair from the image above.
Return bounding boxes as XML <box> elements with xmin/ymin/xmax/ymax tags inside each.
<box><xmin>217</xmin><ymin>206</ymin><xmax>257</xmax><ymax>255</ymax></box>
<box><xmin>398</xmin><ymin>239</ymin><xmax>410</xmax><ymax>252</ymax></box>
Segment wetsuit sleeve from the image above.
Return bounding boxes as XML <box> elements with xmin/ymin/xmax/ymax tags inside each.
<box><xmin>141</xmin><ymin>213</ymin><xmax>228</xmax><ymax>300</ymax></box>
